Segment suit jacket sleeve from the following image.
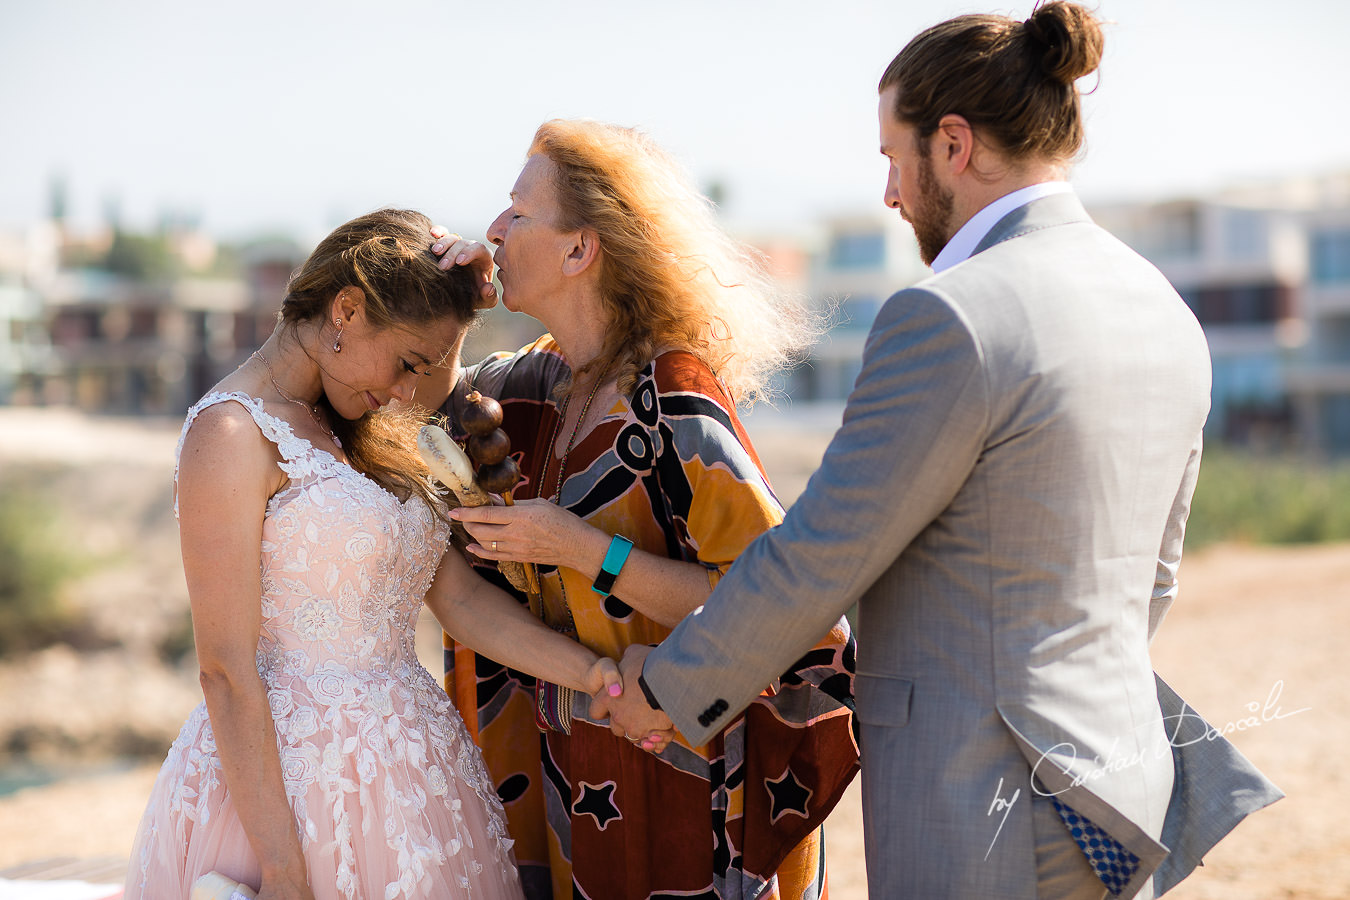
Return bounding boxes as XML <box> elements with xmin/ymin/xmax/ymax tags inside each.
<box><xmin>1149</xmin><ymin>432</ymin><xmax>1202</xmax><ymax>640</ymax></box>
<box><xmin>643</xmin><ymin>286</ymin><xmax>990</xmax><ymax>745</ymax></box>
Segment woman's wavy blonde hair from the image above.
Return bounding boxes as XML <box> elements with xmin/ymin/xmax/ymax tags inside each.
<box><xmin>529</xmin><ymin>119</ymin><xmax>815</xmax><ymax>403</ymax></box>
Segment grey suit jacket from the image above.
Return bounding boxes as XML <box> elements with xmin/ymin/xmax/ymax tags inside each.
<box><xmin>644</xmin><ymin>194</ymin><xmax>1281</xmax><ymax>898</ymax></box>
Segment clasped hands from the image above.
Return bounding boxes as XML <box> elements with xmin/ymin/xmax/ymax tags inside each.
<box><xmin>589</xmin><ymin>645</ymin><xmax>678</xmax><ymax>753</ymax></box>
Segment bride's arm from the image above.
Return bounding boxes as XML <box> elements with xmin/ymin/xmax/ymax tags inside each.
<box><xmin>424</xmin><ymin>544</ymin><xmax>620</xmax><ymax>698</ymax></box>
<box><xmin>177</xmin><ymin>404</ymin><xmax>313</xmax><ymax>900</ymax></box>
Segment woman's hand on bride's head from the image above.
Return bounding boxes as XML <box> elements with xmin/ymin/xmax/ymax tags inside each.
<box><xmin>429</xmin><ymin>225</ymin><xmax>497</xmax><ymax>309</ymax></box>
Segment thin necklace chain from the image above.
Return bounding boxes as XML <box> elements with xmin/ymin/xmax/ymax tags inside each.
<box><xmin>547</xmin><ymin>377</ymin><xmax>603</xmax><ymax>502</ymax></box>
<box><xmin>544</xmin><ymin>376</ymin><xmax>604</xmax><ymax>635</ymax></box>
<box><xmin>251</xmin><ymin>350</ymin><xmax>342</xmax><ymax>448</ymax></box>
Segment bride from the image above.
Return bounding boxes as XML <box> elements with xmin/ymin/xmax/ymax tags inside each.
<box><xmin>124</xmin><ymin>209</ymin><xmax>620</xmax><ymax>900</ymax></box>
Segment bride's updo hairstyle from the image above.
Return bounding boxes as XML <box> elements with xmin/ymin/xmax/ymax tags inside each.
<box><xmin>279</xmin><ymin>208</ymin><xmax>480</xmax><ymax>511</ymax></box>
<box><xmin>879</xmin><ymin>0</ymin><xmax>1104</xmax><ymax>165</ymax></box>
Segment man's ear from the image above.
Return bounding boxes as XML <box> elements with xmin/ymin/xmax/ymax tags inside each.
<box><xmin>561</xmin><ymin>229</ymin><xmax>601</xmax><ymax>277</ymax></box>
<box><xmin>934</xmin><ymin>113</ymin><xmax>975</xmax><ymax>176</ymax></box>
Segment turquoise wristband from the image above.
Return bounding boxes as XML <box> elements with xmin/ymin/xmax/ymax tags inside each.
<box><xmin>591</xmin><ymin>534</ymin><xmax>634</xmax><ymax>597</ymax></box>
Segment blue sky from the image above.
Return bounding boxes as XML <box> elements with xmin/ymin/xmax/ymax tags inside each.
<box><xmin>1</xmin><ymin>0</ymin><xmax>1345</xmax><ymax>243</ymax></box>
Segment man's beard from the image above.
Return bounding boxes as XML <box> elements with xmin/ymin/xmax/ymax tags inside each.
<box><xmin>899</xmin><ymin>151</ymin><xmax>954</xmax><ymax>267</ymax></box>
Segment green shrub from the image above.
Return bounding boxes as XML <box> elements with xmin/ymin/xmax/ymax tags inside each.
<box><xmin>0</xmin><ymin>479</ymin><xmax>79</xmax><ymax>655</ymax></box>
<box><xmin>1186</xmin><ymin>446</ymin><xmax>1350</xmax><ymax>547</ymax></box>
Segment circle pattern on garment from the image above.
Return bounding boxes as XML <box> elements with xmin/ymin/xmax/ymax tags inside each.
<box><xmin>1049</xmin><ymin>794</ymin><xmax>1142</xmax><ymax>896</ymax></box>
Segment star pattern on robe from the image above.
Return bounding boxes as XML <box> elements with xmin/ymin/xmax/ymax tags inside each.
<box><xmin>573</xmin><ymin>780</ymin><xmax>622</xmax><ymax>831</ymax></box>
<box><xmin>765</xmin><ymin>767</ymin><xmax>813</xmax><ymax>825</ymax></box>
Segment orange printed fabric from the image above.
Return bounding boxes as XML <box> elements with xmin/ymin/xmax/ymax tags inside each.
<box><xmin>441</xmin><ymin>337</ymin><xmax>859</xmax><ymax>900</ymax></box>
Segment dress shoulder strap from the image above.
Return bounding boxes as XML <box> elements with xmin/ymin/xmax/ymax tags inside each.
<box><xmin>172</xmin><ymin>391</ymin><xmax>329</xmax><ymax>517</ymax></box>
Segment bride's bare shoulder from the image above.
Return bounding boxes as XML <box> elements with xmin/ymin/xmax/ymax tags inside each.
<box><xmin>179</xmin><ymin>399</ymin><xmax>280</xmax><ymax>485</ymax></box>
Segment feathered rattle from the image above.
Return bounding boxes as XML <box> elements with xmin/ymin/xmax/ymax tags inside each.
<box><xmin>417</xmin><ymin>389</ymin><xmax>541</xmax><ymax>600</ymax></box>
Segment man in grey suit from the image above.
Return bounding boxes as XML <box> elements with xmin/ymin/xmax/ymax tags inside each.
<box><xmin>596</xmin><ymin>3</ymin><xmax>1282</xmax><ymax>897</ymax></box>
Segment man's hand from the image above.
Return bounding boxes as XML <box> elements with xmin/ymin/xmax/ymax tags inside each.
<box><xmin>589</xmin><ymin>644</ymin><xmax>677</xmax><ymax>753</ymax></box>
<box><xmin>429</xmin><ymin>225</ymin><xmax>498</xmax><ymax>309</ymax></box>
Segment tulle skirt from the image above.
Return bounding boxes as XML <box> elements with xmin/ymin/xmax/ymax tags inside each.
<box><xmin>124</xmin><ymin>675</ymin><xmax>523</xmax><ymax>900</ymax></box>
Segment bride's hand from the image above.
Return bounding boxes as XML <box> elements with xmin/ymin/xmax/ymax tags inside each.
<box><xmin>640</xmin><ymin>729</ymin><xmax>675</xmax><ymax>754</ymax></box>
<box><xmin>429</xmin><ymin>225</ymin><xmax>497</xmax><ymax>309</ymax></box>
<box><xmin>585</xmin><ymin>656</ymin><xmax>624</xmax><ymax>703</ymax></box>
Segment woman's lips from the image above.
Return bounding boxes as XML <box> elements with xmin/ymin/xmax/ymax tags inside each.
<box><xmin>365</xmin><ymin>392</ymin><xmax>381</xmax><ymax>410</ymax></box>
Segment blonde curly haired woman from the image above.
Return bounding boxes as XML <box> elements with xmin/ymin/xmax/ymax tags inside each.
<box><xmin>430</xmin><ymin>121</ymin><xmax>860</xmax><ymax>900</ymax></box>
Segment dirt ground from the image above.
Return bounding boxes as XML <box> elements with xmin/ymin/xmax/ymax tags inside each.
<box><xmin>0</xmin><ymin>406</ymin><xmax>1345</xmax><ymax>897</ymax></box>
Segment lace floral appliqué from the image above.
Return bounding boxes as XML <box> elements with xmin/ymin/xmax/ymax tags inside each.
<box><xmin>138</xmin><ymin>392</ymin><xmax>519</xmax><ymax>899</ymax></box>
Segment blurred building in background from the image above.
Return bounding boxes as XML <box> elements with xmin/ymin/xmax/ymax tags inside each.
<box><xmin>1091</xmin><ymin>194</ymin><xmax>1304</xmax><ymax>446</ymax></box>
<box><xmin>1093</xmin><ymin>172</ymin><xmax>1350</xmax><ymax>454</ymax></box>
<box><xmin>780</xmin><ymin>212</ymin><xmax>927</xmax><ymax>402</ymax></box>
<box><xmin>1286</xmin><ymin>184</ymin><xmax>1350</xmax><ymax>453</ymax></box>
<box><xmin>5</xmin><ymin>172</ymin><xmax>1350</xmax><ymax>455</ymax></box>
<box><xmin>0</xmin><ymin>204</ymin><xmax>299</xmax><ymax>415</ymax></box>
<box><xmin>783</xmin><ymin>170</ymin><xmax>1350</xmax><ymax>457</ymax></box>
<box><xmin>0</xmin><ymin>226</ymin><xmax>57</xmax><ymax>404</ymax></box>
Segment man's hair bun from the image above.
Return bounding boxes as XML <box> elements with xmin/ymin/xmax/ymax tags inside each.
<box><xmin>1024</xmin><ymin>1</ymin><xmax>1104</xmax><ymax>85</ymax></box>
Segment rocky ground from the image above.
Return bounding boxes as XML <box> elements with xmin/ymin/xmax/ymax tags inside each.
<box><xmin>0</xmin><ymin>406</ymin><xmax>1345</xmax><ymax>898</ymax></box>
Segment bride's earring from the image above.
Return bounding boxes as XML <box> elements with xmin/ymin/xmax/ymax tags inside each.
<box><xmin>332</xmin><ymin>319</ymin><xmax>343</xmax><ymax>353</ymax></box>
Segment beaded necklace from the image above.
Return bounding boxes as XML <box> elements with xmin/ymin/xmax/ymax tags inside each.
<box><xmin>251</xmin><ymin>350</ymin><xmax>342</xmax><ymax>449</ymax></box>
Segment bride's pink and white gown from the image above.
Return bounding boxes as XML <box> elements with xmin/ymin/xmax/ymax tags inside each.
<box><xmin>125</xmin><ymin>392</ymin><xmax>523</xmax><ymax>899</ymax></box>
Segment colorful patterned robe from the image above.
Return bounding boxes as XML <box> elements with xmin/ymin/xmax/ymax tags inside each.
<box><xmin>439</xmin><ymin>336</ymin><xmax>859</xmax><ymax>900</ymax></box>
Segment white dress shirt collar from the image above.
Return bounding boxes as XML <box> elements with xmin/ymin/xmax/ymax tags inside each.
<box><xmin>929</xmin><ymin>182</ymin><xmax>1074</xmax><ymax>274</ymax></box>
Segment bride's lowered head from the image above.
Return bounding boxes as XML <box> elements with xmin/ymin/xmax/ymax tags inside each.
<box><xmin>237</xmin><ymin>208</ymin><xmax>481</xmax><ymax>507</ymax></box>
